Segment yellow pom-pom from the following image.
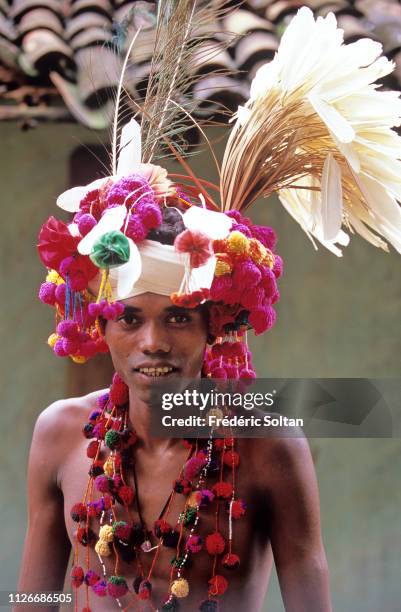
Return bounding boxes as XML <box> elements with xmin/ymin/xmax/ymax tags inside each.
<box><xmin>206</xmin><ymin>408</ymin><xmax>224</xmax><ymax>426</ymax></box>
<box><xmin>46</xmin><ymin>270</ymin><xmax>64</xmax><ymax>285</ymax></box>
<box><xmin>47</xmin><ymin>333</ymin><xmax>59</xmax><ymax>348</ymax></box>
<box><xmin>215</xmin><ymin>259</ymin><xmax>232</xmax><ymax>276</ymax></box>
<box><xmin>71</xmin><ymin>355</ymin><xmax>87</xmax><ymax>364</ymax></box>
<box><xmin>227</xmin><ymin>231</ymin><xmax>249</xmax><ymax>256</ymax></box>
<box><xmin>187</xmin><ymin>491</ymin><xmax>201</xmax><ymax>508</ymax></box>
<box><xmin>262</xmin><ymin>250</ymin><xmax>275</xmax><ymax>269</ymax></box>
<box><xmin>95</xmin><ymin>539</ymin><xmax>111</xmax><ymax>557</ymax></box>
<box><xmin>103</xmin><ymin>457</ymin><xmax>114</xmax><ymax>477</ymax></box>
<box><xmin>248</xmin><ymin>238</ymin><xmax>267</xmax><ymax>264</ymax></box>
<box><xmin>99</xmin><ymin>525</ymin><xmax>114</xmax><ymax>543</ymax></box>
<box><xmin>171</xmin><ymin>578</ymin><xmax>189</xmax><ymax>598</ymax></box>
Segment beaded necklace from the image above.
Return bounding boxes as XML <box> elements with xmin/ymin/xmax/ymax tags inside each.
<box><xmin>70</xmin><ymin>373</ymin><xmax>245</xmax><ymax>612</ymax></box>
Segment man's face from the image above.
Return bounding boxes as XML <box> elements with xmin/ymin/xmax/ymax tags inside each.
<box><xmin>104</xmin><ymin>293</ymin><xmax>208</xmax><ymax>402</ymax></box>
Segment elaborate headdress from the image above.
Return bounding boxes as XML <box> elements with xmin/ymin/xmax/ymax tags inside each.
<box><xmin>37</xmin><ymin>5</ymin><xmax>401</xmax><ymax>610</ymax></box>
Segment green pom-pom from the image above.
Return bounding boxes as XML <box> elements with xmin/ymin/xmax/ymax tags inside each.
<box><xmin>183</xmin><ymin>507</ymin><xmax>197</xmax><ymax>526</ymax></box>
<box><xmin>90</xmin><ymin>231</ymin><xmax>130</xmax><ymax>269</ymax></box>
<box><xmin>161</xmin><ymin>596</ymin><xmax>179</xmax><ymax>611</ymax></box>
<box><xmin>105</xmin><ymin>429</ymin><xmax>120</xmax><ymax>449</ymax></box>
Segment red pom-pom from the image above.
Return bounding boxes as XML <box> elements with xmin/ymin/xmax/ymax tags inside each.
<box><xmin>230</xmin><ymin>499</ymin><xmax>246</xmax><ymax>519</ymax></box>
<box><xmin>110</xmin><ymin>374</ymin><xmax>129</xmax><ymax>406</ymax></box>
<box><xmin>154</xmin><ymin>519</ymin><xmax>172</xmax><ymax>537</ymax></box>
<box><xmin>223</xmin><ymin>450</ymin><xmax>240</xmax><ymax>468</ymax></box>
<box><xmin>174</xmin><ymin>229</ymin><xmax>212</xmax><ymax>268</ymax></box>
<box><xmin>212</xmin><ymin>481</ymin><xmax>233</xmax><ymax>500</ymax></box>
<box><xmin>173</xmin><ymin>478</ymin><xmax>192</xmax><ymax>495</ymax></box>
<box><xmin>71</xmin><ymin>565</ymin><xmax>84</xmax><ymax>588</ymax></box>
<box><xmin>70</xmin><ymin>502</ymin><xmax>87</xmax><ymax>522</ymax></box>
<box><xmin>222</xmin><ymin>553</ymin><xmax>240</xmax><ymax>570</ymax></box>
<box><xmin>205</xmin><ymin>532</ymin><xmax>226</xmax><ymax>555</ymax></box>
<box><xmin>208</xmin><ymin>574</ymin><xmax>228</xmax><ymax>596</ymax></box>
<box><xmin>138</xmin><ymin>579</ymin><xmax>152</xmax><ymax>600</ymax></box>
<box><xmin>117</xmin><ymin>485</ymin><xmax>134</xmax><ymax>506</ymax></box>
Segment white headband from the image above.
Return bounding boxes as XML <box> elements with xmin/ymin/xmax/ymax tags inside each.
<box><xmin>90</xmin><ymin>239</ymin><xmax>216</xmax><ymax>300</ymax></box>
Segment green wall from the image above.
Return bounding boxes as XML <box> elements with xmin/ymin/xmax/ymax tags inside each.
<box><xmin>1</xmin><ymin>122</ymin><xmax>400</xmax><ymax>611</ymax></box>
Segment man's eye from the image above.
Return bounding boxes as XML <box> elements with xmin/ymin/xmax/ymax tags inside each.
<box><xmin>168</xmin><ymin>314</ymin><xmax>191</xmax><ymax>324</ymax></box>
<box><xmin>117</xmin><ymin>313</ymin><xmax>139</xmax><ymax>326</ymax></box>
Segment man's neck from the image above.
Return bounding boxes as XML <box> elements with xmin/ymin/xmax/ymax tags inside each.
<box><xmin>127</xmin><ymin>386</ymin><xmax>181</xmax><ymax>453</ymax></box>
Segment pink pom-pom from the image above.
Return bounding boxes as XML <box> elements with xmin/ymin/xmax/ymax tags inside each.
<box><xmin>102</xmin><ymin>304</ymin><xmax>118</xmax><ymax>320</ymax></box>
<box><xmin>271</xmin><ymin>289</ymin><xmax>280</xmax><ymax>304</ymax></box>
<box><xmin>88</xmin><ymin>302</ymin><xmax>101</xmax><ymax>318</ymax></box>
<box><xmin>273</xmin><ymin>254</ymin><xmax>283</xmax><ymax>278</ymax></box>
<box><xmin>239</xmin><ymin>368</ymin><xmax>256</xmax><ymax>381</ymax></box>
<box><xmin>80</xmin><ymin>340</ymin><xmax>98</xmax><ymax>358</ymax></box>
<box><xmin>63</xmin><ymin>337</ymin><xmax>80</xmax><ymax>355</ymax></box>
<box><xmin>59</xmin><ymin>256</ymin><xmax>74</xmax><ymax>277</ymax></box>
<box><xmin>210</xmin><ymin>367</ymin><xmax>227</xmax><ymax>379</ymax></box>
<box><xmin>95</xmin><ymin>474</ymin><xmax>112</xmax><ymax>493</ymax></box>
<box><xmin>184</xmin><ymin>455</ymin><xmax>207</xmax><ymax>480</ymax></box>
<box><xmin>251</xmin><ymin>225</ymin><xmax>277</xmax><ymax>249</ymax></box>
<box><xmin>55</xmin><ymin>283</ymin><xmax>66</xmax><ymax>306</ymax></box>
<box><xmin>186</xmin><ymin>535</ymin><xmax>203</xmax><ymax>553</ymax></box>
<box><xmin>260</xmin><ymin>267</ymin><xmax>277</xmax><ymax>295</ymax></box>
<box><xmin>211</xmin><ymin>344</ymin><xmax>223</xmax><ymax>358</ymax></box>
<box><xmin>231</xmin><ymin>223</ymin><xmax>252</xmax><ymax>237</ymax></box>
<box><xmin>126</xmin><ymin>216</ymin><xmax>147</xmax><ymax>242</ymax></box>
<box><xmin>233</xmin><ymin>261</ymin><xmax>261</xmax><ymax>290</ymax></box>
<box><xmin>69</xmin><ymin>271</ymin><xmax>87</xmax><ymax>292</ymax></box>
<box><xmin>210</xmin><ymin>275</ymin><xmax>233</xmax><ymax>302</ymax></box>
<box><xmin>92</xmin><ymin>580</ymin><xmax>107</xmax><ymax>597</ymax></box>
<box><xmin>136</xmin><ymin>204</ymin><xmax>162</xmax><ymax>230</ymax></box>
<box><xmin>225</xmin><ymin>364</ymin><xmax>239</xmax><ymax>378</ymax></box>
<box><xmin>240</xmin><ymin>287</ymin><xmax>264</xmax><ymax>310</ymax></box>
<box><xmin>78</xmin><ymin>214</ymin><xmax>97</xmax><ymax>236</ymax></box>
<box><xmin>249</xmin><ymin>306</ymin><xmax>276</xmax><ymax>335</ymax></box>
<box><xmin>57</xmin><ymin>320</ymin><xmax>79</xmax><ymax>339</ymax></box>
<box><xmin>114</xmin><ymin>302</ymin><xmax>124</xmax><ymax>316</ymax></box>
<box><xmin>54</xmin><ymin>339</ymin><xmax>67</xmax><ymax>357</ymax></box>
<box><xmin>39</xmin><ymin>282</ymin><xmax>56</xmax><ymax>305</ymax></box>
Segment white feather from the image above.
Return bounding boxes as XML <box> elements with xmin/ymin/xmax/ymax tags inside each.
<box><xmin>115</xmin><ymin>238</ymin><xmax>142</xmax><ymax>298</ymax></box>
<box><xmin>183</xmin><ymin>205</ymin><xmax>233</xmax><ymax>239</ymax></box>
<box><xmin>321</xmin><ymin>154</ymin><xmax>343</xmax><ymax>241</ymax></box>
<box><xmin>309</xmin><ymin>93</ymin><xmax>355</xmax><ymax>143</ymax></box>
<box><xmin>56</xmin><ymin>178</ymin><xmax>109</xmax><ymax>212</ymax></box>
<box><xmin>116</xmin><ymin>118</ymin><xmax>142</xmax><ymax>177</ymax></box>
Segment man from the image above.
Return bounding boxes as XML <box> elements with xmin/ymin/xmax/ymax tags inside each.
<box><xmin>18</xmin><ymin>206</ymin><xmax>331</xmax><ymax>611</ymax></box>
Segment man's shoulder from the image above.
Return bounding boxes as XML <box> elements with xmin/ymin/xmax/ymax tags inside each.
<box><xmin>32</xmin><ymin>388</ymin><xmax>107</xmax><ymax>454</ymax></box>
<box><xmin>241</xmin><ymin>418</ymin><xmax>312</xmax><ymax>484</ymax></box>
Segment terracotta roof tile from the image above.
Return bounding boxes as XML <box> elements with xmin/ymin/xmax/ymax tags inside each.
<box><xmin>1</xmin><ymin>0</ymin><xmax>400</xmax><ymax>130</ymax></box>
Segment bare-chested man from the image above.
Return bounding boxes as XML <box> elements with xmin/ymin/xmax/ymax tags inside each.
<box><xmin>17</xmin><ymin>289</ymin><xmax>331</xmax><ymax>612</ymax></box>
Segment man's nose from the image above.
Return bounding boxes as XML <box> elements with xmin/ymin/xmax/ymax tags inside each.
<box><xmin>137</xmin><ymin>321</ymin><xmax>171</xmax><ymax>354</ymax></box>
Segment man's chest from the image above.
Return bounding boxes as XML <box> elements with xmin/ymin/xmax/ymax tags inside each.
<box><xmin>60</xmin><ymin>439</ymin><xmax>272</xmax><ymax>609</ymax></box>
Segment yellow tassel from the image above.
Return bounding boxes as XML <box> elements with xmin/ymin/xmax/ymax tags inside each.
<box><xmin>46</xmin><ymin>270</ymin><xmax>64</xmax><ymax>285</ymax></box>
<box><xmin>95</xmin><ymin>540</ymin><xmax>111</xmax><ymax>557</ymax></box>
<box><xmin>215</xmin><ymin>260</ymin><xmax>232</xmax><ymax>276</ymax></box>
<box><xmin>171</xmin><ymin>578</ymin><xmax>189</xmax><ymax>598</ymax></box>
<box><xmin>99</xmin><ymin>525</ymin><xmax>114</xmax><ymax>543</ymax></box>
<box><xmin>103</xmin><ymin>457</ymin><xmax>114</xmax><ymax>476</ymax></box>
<box><xmin>227</xmin><ymin>231</ymin><xmax>249</xmax><ymax>256</ymax></box>
<box><xmin>71</xmin><ymin>355</ymin><xmax>86</xmax><ymax>364</ymax></box>
<box><xmin>47</xmin><ymin>333</ymin><xmax>59</xmax><ymax>348</ymax></box>
<box><xmin>248</xmin><ymin>238</ymin><xmax>267</xmax><ymax>264</ymax></box>
<box><xmin>262</xmin><ymin>250</ymin><xmax>275</xmax><ymax>269</ymax></box>
<box><xmin>187</xmin><ymin>491</ymin><xmax>200</xmax><ymax>508</ymax></box>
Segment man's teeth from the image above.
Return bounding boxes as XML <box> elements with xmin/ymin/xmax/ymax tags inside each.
<box><xmin>138</xmin><ymin>366</ymin><xmax>174</xmax><ymax>377</ymax></box>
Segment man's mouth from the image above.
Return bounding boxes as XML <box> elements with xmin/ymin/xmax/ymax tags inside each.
<box><xmin>134</xmin><ymin>366</ymin><xmax>178</xmax><ymax>378</ymax></box>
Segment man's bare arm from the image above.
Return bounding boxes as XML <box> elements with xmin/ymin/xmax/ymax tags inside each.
<box><xmin>266</xmin><ymin>435</ymin><xmax>332</xmax><ymax>612</ymax></box>
<box><xmin>17</xmin><ymin>403</ymin><xmax>72</xmax><ymax>610</ymax></box>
